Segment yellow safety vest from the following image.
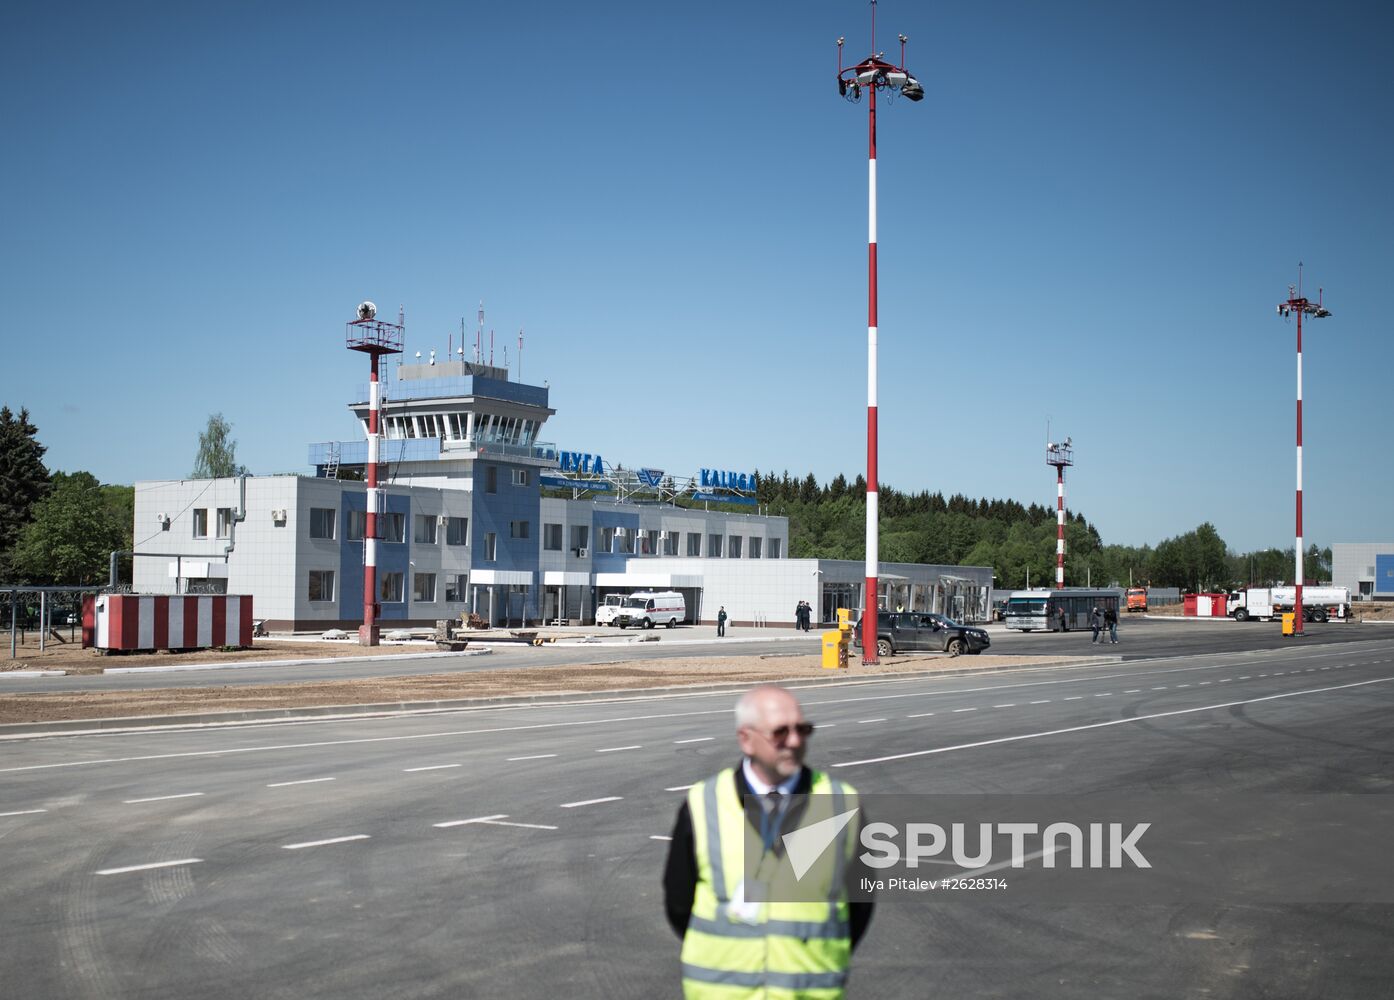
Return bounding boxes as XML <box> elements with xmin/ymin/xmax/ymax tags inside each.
<box><xmin>680</xmin><ymin>768</ymin><xmax>859</xmax><ymax>999</ymax></box>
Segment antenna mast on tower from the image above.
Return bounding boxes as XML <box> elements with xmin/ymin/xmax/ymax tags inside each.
<box><xmin>1046</xmin><ymin>437</ymin><xmax>1074</xmax><ymax>589</ymax></box>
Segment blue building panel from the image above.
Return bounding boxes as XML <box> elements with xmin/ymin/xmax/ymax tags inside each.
<box><xmin>339</xmin><ymin>492</ymin><xmax>413</xmax><ymax>622</ymax></box>
<box><xmin>471</xmin><ymin>459</ymin><xmax>541</xmax><ymax>575</ymax></box>
<box><xmin>591</xmin><ymin>509</ymin><xmax>641</xmax><ymax>571</ymax></box>
<box><xmin>1376</xmin><ymin>554</ymin><xmax>1394</xmax><ymax>596</ymax></box>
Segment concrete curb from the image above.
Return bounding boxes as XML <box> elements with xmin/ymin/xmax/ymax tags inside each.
<box><xmin>0</xmin><ymin>655</ymin><xmax>1122</xmax><ymax>740</ymax></box>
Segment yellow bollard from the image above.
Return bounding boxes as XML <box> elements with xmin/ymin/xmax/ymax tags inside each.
<box><xmin>1281</xmin><ymin>612</ymin><xmax>1295</xmax><ymax>637</ymax></box>
<box><xmin>822</xmin><ymin>629</ymin><xmax>849</xmax><ymax>669</ymax></box>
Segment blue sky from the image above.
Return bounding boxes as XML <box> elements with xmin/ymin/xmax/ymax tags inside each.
<box><xmin>3</xmin><ymin>1</ymin><xmax>1390</xmax><ymax>554</ymax></box>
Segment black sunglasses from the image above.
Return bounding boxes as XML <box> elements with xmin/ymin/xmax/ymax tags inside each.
<box><xmin>753</xmin><ymin>722</ymin><xmax>815</xmax><ymax>743</ymax></box>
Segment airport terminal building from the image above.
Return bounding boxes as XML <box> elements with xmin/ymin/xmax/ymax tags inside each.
<box><xmin>1332</xmin><ymin>543</ymin><xmax>1394</xmax><ymax>602</ymax></box>
<box><xmin>133</xmin><ymin>359</ymin><xmax>991</xmax><ymax>629</ymax></box>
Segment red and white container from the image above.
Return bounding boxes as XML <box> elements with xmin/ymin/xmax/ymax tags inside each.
<box><xmin>83</xmin><ymin>594</ymin><xmax>254</xmax><ymax>651</ymax></box>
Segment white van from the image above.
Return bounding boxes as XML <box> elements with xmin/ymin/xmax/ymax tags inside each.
<box><xmin>595</xmin><ymin>594</ymin><xmax>627</xmax><ymax>627</ymax></box>
<box><xmin>615</xmin><ymin>591</ymin><xmax>686</xmax><ymax>629</ymax></box>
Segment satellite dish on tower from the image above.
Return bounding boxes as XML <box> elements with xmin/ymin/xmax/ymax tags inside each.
<box><xmin>357</xmin><ymin>301</ymin><xmax>377</xmax><ymax>321</ymax></box>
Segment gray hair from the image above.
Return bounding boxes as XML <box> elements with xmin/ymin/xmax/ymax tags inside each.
<box><xmin>734</xmin><ymin>689</ymin><xmax>763</xmax><ymax>731</ymax></box>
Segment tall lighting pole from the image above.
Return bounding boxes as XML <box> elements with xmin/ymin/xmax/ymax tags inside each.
<box><xmin>1276</xmin><ymin>268</ymin><xmax>1330</xmax><ymax>638</ymax></box>
<box><xmin>347</xmin><ymin>301</ymin><xmax>403</xmax><ymax>647</ymax></box>
<box><xmin>1047</xmin><ymin>438</ymin><xmax>1073</xmax><ymax>589</ymax></box>
<box><xmin>837</xmin><ymin>2</ymin><xmax>924</xmax><ymax>665</ymax></box>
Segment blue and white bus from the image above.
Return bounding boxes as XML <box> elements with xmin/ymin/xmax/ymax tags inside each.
<box><xmin>1003</xmin><ymin>588</ymin><xmax>1123</xmax><ymax>632</ymax></box>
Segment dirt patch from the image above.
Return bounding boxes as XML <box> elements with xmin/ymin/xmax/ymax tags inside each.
<box><xmin>0</xmin><ymin>651</ymin><xmax>1075</xmax><ymax>726</ymax></box>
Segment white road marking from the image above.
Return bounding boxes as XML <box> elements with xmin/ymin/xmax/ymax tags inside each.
<box><xmin>1123</xmin><ymin>689</ymin><xmax>1141</xmax><ymax>694</ymax></box>
<box><xmin>404</xmin><ymin>764</ymin><xmax>462</xmax><ymax>772</ymax></box>
<box><xmin>266</xmin><ymin>777</ymin><xmax>335</xmax><ymax>787</ymax></box>
<box><xmin>952</xmin><ymin>707</ymin><xmax>978</xmax><ymax>713</ymax></box>
<box><xmin>0</xmin><ymin>809</ymin><xmax>47</xmax><ymax>817</ymax></box>
<box><xmin>1063</xmin><ymin>696</ymin><xmax>1083</xmax><ymax>701</ymax></box>
<box><xmin>1177</xmin><ymin>684</ymin><xmax>1192</xmax><ymax>688</ymax></box>
<box><xmin>281</xmin><ymin>835</ymin><xmax>370</xmax><ymax>850</ymax></box>
<box><xmin>674</xmin><ymin>738</ymin><xmax>713</xmax><ymax>744</ymax></box>
<box><xmin>1199</xmin><ymin>682</ymin><xmax>1212</xmax><ymax>686</ymax></box>
<box><xmin>1274</xmin><ymin>672</ymin><xmax>1286</xmax><ymax>677</ymax></box>
<box><xmin>1029</xmin><ymin>700</ymin><xmax>1050</xmax><ymax>705</ymax></box>
<box><xmin>665</xmin><ymin>784</ymin><xmax>695</xmax><ymax>792</ymax></box>
<box><xmin>993</xmin><ymin>704</ymin><xmax>1017</xmax><ymax>709</ymax></box>
<box><xmin>96</xmin><ymin>859</ymin><xmax>202</xmax><ymax>876</ymax></box>
<box><xmin>1152</xmin><ymin>686</ymin><xmax>1168</xmax><ymax>691</ymax></box>
<box><xmin>596</xmin><ymin>745</ymin><xmax>642</xmax><ymax>753</ymax></box>
<box><xmin>906</xmin><ymin>712</ymin><xmax>935</xmax><ymax>718</ymax></box>
<box><xmin>473</xmin><ymin>818</ymin><xmax>558</xmax><ymax>831</ymax></box>
<box><xmin>650</xmin><ymin>835</ymin><xmax>673</xmax><ymax>842</ymax></box>
<box><xmin>435</xmin><ymin>814</ymin><xmax>508</xmax><ymax>828</ymax></box>
<box><xmin>560</xmin><ymin>797</ymin><xmax>622</xmax><ymax>809</ymax></box>
<box><xmin>123</xmin><ymin>793</ymin><xmax>205</xmax><ymax>804</ymax></box>
<box><xmin>833</xmin><ymin>676</ymin><xmax>1394</xmax><ymax>769</ymax></box>
<box><xmin>506</xmin><ymin>754</ymin><xmax>558</xmax><ymax>762</ymax></box>
<box><xmin>1219</xmin><ymin>679</ymin><xmax>1232</xmax><ymax>683</ymax></box>
<box><xmin>857</xmin><ymin>719</ymin><xmax>887</xmax><ymax>724</ymax></box>
<box><xmin>1239</xmin><ymin>676</ymin><xmax>1251</xmax><ymax>680</ymax></box>
<box><xmin>1094</xmin><ymin>693</ymin><xmax>1113</xmax><ymax>698</ymax></box>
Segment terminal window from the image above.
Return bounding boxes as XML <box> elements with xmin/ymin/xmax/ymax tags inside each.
<box><xmin>687</xmin><ymin>532</ymin><xmax>702</xmax><ymax>557</ymax></box>
<box><xmin>484</xmin><ymin>533</ymin><xmax>497</xmax><ymax>561</ymax></box>
<box><xmin>192</xmin><ymin>509</ymin><xmax>209</xmax><ymax>539</ymax></box>
<box><xmin>544</xmin><ymin>523</ymin><xmax>563</xmax><ymax>550</ymax></box>
<box><xmin>570</xmin><ymin>525</ymin><xmax>589</xmax><ymax>554</ymax></box>
<box><xmin>346</xmin><ymin>510</ymin><xmax>367</xmax><ymax>541</ymax></box>
<box><xmin>663</xmin><ymin>532</ymin><xmax>679</xmax><ymax>556</ymax></box>
<box><xmin>728</xmin><ymin>536</ymin><xmax>743</xmax><ymax>559</ymax></box>
<box><xmin>216</xmin><ymin>507</ymin><xmax>235</xmax><ymax>539</ymax></box>
<box><xmin>414</xmin><ymin>514</ymin><xmax>437</xmax><ymax>544</ymax></box>
<box><xmin>308</xmin><ymin>570</ymin><xmax>335</xmax><ymax>602</ymax></box>
<box><xmin>510</xmin><ymin>520</ymin><xmax>530</xmax><ymax>539</ymax></box>
<box><xmin>769</xmin><ymin>538</ymin><xmax>782</xmax><ymax>559</ymax></box>
<box><xmin>600</xmin><ymin>526</ymin><xmax>615</xmax><ymax>552</ymax></box>
<box><xmin>446</xmin><ymin>573</ymin><xmax>468</xmax><ymax>602</ymax></box>
<box><xmin>379</xmin><ymin>572</ymin><xmax>404</xmax><ymax>603</ymax></box>
<box><xmin>413</xmin><ymin>573</ymin><xmax>437</xmax><ymax>603</ymax></box>
<box><xmin>380</xmin><ymin>512</ymin><xmax>405</xmax><ymax>543</ymax></box>
<box><xmin>486</xmin><ymin>466</ymin><xmax>498</xmax><ymax>493</ymax></box>
<box><xmin>749</xmin><ymin>537</ymin><xmax>762</xmax><ymax>559</ymax></box>
<box><xmin>309</xmin><ymin>508</ymin><xmax>336</xmax><ymax>540</ymax></box>
<box><xmin>446</xmin><ymin>516</ymin><xmax>469</xmax><ymax>545</ymax></box>
<box><xmin>708</xmin><ymin>533</ymin><xmax>723</xmax><ymax>557</ymax></box>
<box><xmin>512</xmin><ymin>469</ymin><xmax>529</xmax><ymax>487</ymax></box>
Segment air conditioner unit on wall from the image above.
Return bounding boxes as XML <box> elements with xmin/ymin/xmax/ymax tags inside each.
<box><xmin>156</xmin><ymin>512</ymin><xmax>170</xmax><ymax>527</ymax></box>
<box><xmin>272</xmin><ymin>509</ymin><xmax>287</xmax><ymax>522</ymax></box>
<box><xmin>577</xmin><ymin>547</ymin><xmax>588</xmax><ymax>558</ymax></box>
<box><xmin>438</xmin><ymin>515</ymin><xmax>450</xmax><ymax>527</ymax></box>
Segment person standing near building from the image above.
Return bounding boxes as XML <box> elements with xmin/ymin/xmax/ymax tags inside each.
<box><xmin>1104</xmin><ymin>604</ymin><xmax>1119</xmax><ymax>644</ymax></box>
<box><xmin>663</xmin><ymin>685</ymin><xmax>873</xmax><ymax>998</ymax></box>
<box><xmin>1089</xmin><ymin>606</ymin><xmax>1103</xmax><ymax>643</ymax></box>
<box><xmin>717</xmin><ymin>606</ymin><xmax>728</xmax><ymax>637</ymax></box>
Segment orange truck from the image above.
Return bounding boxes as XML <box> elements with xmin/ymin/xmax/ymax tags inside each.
<box><xmin>1125</xmin><ymin>587</ymin><xmax>1148</xmax><ymax>612</ymax></box>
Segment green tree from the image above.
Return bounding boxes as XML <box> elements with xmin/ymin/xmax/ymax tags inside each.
<box><xmin>0</xmin><ymin>406</ymin><xmax>52</xmax><ymax>578</ymax></box>
<box><xmin>11</xmin><ymin>472</ymin><xmax>125</xmax><ymax>584</ymax></box>
<box><xmin>192</xmin><ymin>413</ymin><xmax>249</xmax><ymax>478</ymax></box>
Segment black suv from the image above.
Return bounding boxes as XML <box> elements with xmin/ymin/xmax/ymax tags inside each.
<box><xmin>852</xmin><ymin>611</ymin><xmax>991</xmax><ymax>658</ymax></box>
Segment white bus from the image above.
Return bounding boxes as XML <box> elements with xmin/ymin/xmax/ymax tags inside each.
<box><xmin>1003</xmin><ymin>588</ymin><xmax>1123</xmax><ymax>632</ymax></box>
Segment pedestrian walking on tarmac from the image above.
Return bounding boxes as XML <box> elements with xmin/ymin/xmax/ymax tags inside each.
<box><xmin>717</xmin><ymin>606</ymin><xmax>728</xmax><ymax>637</ymax></box>
<box><xmin>1104</xmin><ymin>605</ymin><xmax>1119</xmax><ymax>644</ymax></box>
<box><xmin>1090</xmin><ymin>606</ymin><xmax>1103</xmax><ymax>643</ymax></box>
<box><xmin>663</xmin><ymin>685</ymin><xmax>874</xmax><ymax>998</ymax></box>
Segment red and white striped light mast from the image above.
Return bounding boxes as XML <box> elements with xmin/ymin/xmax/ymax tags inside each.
<box><xmin>1046</xmin><ymin>439</ymin><xmax>1073</xmax><ymax>589</ymax></box>
<box><xmin>347</xmin><ymin>301</ymin><xmax>404</xmax><ymax>647</ymax></box>
<box><xmin>1277</xmin><ymin>267</ymin><xmax>1330</xmax><ymax>638</ymax></box>
<box><xmin>837</xmin><ymin>1</ymin><xmax>924</xmax><ymax>665</ymax></box>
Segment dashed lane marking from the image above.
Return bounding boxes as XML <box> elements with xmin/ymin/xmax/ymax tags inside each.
<box><xmin>435</xmin><ymin>814</ymin><xmax>507</xmax><ymax>828</ymax></box>
<box><xmin>596</xmin><ymin>746</ymin><xmax>642</xmax><ymax>753</ymax></box>
<box><xmin>665</xmin><ymin>785</ymin><xmax>695</xmax><ymax>792</ymax></box>
<box><xmin>123</xmin><ymin>793</ymin><xmax>205</xmax><ymax>804</ymax></box>
<box><xmin>674</xmin><ymin>738</ymin><xmax>714</xmax><ymax>744</ymax></box>
<box><xmin>993</xmin><ymin>704</ymin><xmax>1017</xmax><ymax>709</ymax></box>
<box><xmin>952</xmin><ymin>708</ymin><xmax>978</xmax><ymax>713</ymax></box>
<box><xmin>857</xmin><ymin>719</ymin><xmax>887</xmax><ymax>724</ymax></box>
<box><xmin>281</xmin><ymin>835</ymin><xmax>370</xmax><ymax>850</ymax></box>
<box><xmin>266</xmin><ymin>778</ymin><xmax>335</xmax><ymax>787</ymax></box>
<box><xmin>906</xmin><ymin>712</ymin><xmax>935</xmax><ymax>718</ymax></box>
<box><xmin>0</xmin><ymin>809</ymin><xmax>47</xmax><ymax>817</ymax></box>
<box><xmin>97</xmin><ymin>859</ymin><xmax>202</xmax><ymax>876</ymax></box>
<box><xmin>506</xmin><ymin>754</ymin><xmax>558</xmax><ymax>762</ymax></box>
<box><xmin>404</xmin><ymin>764</ymin><xmax>462</xmax><ymax>772</ymax></box>
<box><xmin>651</xmin><ymin>835</ymin><xmax>673</xmax><ymax>842</ymax></box>
<box><xmin>1094</xmin><ymin>693</ymin><xmax>1113</xmax><ymax>698</ymax></box>
<box><xmin>1029</xmin><ymin>700</ymin><xmax>1051</xmax><ymax>705</ymax></box>
<box><xmin>559</xmin><ymin>796</ymin><xmax>623</xmax><ymax>809</ymax></box>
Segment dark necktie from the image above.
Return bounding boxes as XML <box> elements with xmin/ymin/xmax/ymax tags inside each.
<box><xmin>761</xmin><ymin>790</ymin><xmax>785</xmax><ymax>850</ymax></box>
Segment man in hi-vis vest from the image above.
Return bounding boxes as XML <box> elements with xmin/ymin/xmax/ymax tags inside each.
<box><xmin>663</xmin><ymin>685</ymin><xmax>874</xmax><ymax>998</ymax></box>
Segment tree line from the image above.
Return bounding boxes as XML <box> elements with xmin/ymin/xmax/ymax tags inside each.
<box><xmin>750</xmin><ymin>469</ymin><xmax>1332</xmax><ymax>592</ymax></box>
